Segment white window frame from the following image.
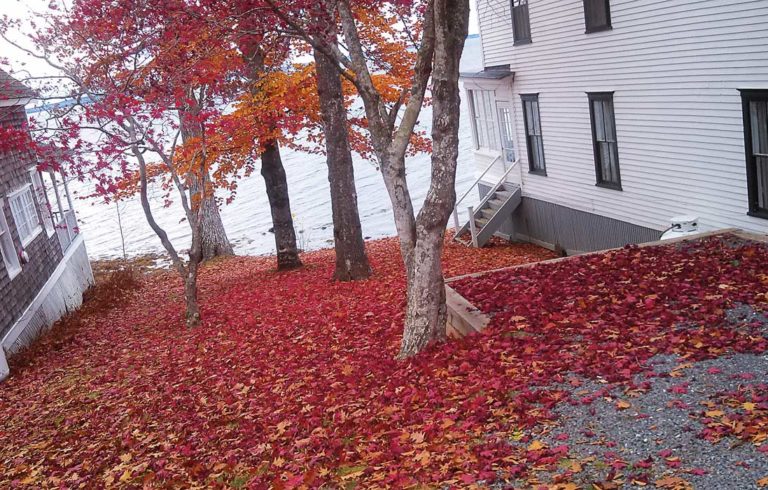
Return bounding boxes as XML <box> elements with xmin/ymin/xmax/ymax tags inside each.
<box><xmin>0</xmin><ymin>201</ymin><xmax>21</xmax><ymax>280</ymax></box>
<box><xmin>8</xmin><ymin>184</ymin><xmax>42</xmax><ymax>247</ymax></box>
<box><xmin>28</xmin><ymin>168</ymin><xmax>55</xmax><ymax>237</ymax></box>
<box><xmin>468</xmin><ymin>89</ymin><xmax>500</xmax><ymax>152</ymax></box>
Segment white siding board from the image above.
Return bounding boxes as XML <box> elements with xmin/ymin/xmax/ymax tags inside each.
<box><xmin>471</xmin><ymin>0</ymin><xmax>768</xmax><ymax>235</ymax></box>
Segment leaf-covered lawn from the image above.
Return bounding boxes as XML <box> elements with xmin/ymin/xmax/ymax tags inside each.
<box><xmin>0</xmin><ymin>237</ymin><xmax>554</xmax><ymax>488</ymax></box>
<box><xmin>2</xmin><ymin>234</ymin><xmax>768</xmax><ymax>488</ymax></box>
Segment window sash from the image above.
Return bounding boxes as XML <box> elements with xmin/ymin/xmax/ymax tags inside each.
<box><xmin>511</xmin><ymin>0</ymin><xmax>531</xmax><ymax>44</ymax></box>
<box><xmin>30</xmin><ymin>170</ymin><xmax>55</xmax><ymax>236</ymax></box>
<box><xmin>0</xmin><ymin>202</ymin><xmax>21</xmax><ymax>278</ymax></box>
<box><xmin>521</xmin><ymin>95</ymin><xmax>546</xmax><ymax>173</ymax></box>
<box><xmin>469</xmin><ymin>89</ymin><xmax>499</xmax><ymax>151</ymax></box>
<box><xmin>589</xmin><ymin>93</ymin><xmax>621</xmax><ymax>188</ymax></box>
<box><xmin>9</xmin><ymin>186</ymin><xmax>41</xmax><ymax>245</ymax></box>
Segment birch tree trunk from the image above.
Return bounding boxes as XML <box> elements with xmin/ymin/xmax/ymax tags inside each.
<box><xmin>261</xmin><ymin>140</ymin><xmax>303</xmax><ymax>270</ymax></box>
<box><xmin>313</xmin><ymin>46</ymin><xmax>371</xmax><ymax>281</ymax></box>
<box><xmin>398</xmin><ymin>0</ymin><xmax>470</xmax><ymax>357</ymax></box>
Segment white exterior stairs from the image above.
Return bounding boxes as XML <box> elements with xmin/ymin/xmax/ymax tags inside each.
<box><xmin>452</xmin><ymin>156</ymin><xmax>522</xmax><ymax>248</ymax></box>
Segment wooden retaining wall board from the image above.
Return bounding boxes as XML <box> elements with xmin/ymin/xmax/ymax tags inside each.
<box><xmin>444</xmin><ymin>229</ymin><xmax>768</xmax><ymax>338</ymax></box>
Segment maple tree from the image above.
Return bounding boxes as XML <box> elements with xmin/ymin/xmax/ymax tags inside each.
<box><xmin>0</xmin><ymin>0</ymin><xmax>246</xmax><ymax>324</ymax></box>
<box><xmin>267</xmin><ymin>0</ymin><xmax>472</xmax><ymax>357</ymax></box>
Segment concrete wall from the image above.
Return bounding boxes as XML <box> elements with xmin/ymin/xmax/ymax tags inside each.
<box><xmin>480</xmin><ymin>183</ymin><xmax>661</xmax><ymax>253</ymax></box>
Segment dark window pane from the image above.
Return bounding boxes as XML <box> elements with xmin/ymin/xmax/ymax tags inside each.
<box><xmin>512</xmin><ymin>0</ymin><xmax>531</xmax><ymax>44</ymax></box>
<box><xmin>757</xmin><ymin>156</ymin><xmax>768</xmax><ymax>210</ymax></box>
<box><xmin>751</xmin><ymin>101</ymin><xmax>768</xmax><ymax>155</ymax></box>
<box><xmin>593</xmin><ymin>100</ymin><xmax>605</xmax><ymax>141</ymax></box>
<box><xmin>584</xmin><ymin>0</ymin><xmax>611</xmax><ymax>32</ymax></box>
<box><xmin>589</xmin><ymin>93</ymin><xmax>620</xmax><ymax>188</ymax></box>
<box><xmin>534</xmin><ymin>136</ymin><xmax>545</xmax><ymax>171</ymax></box>
<box><xmin>522</xmin><ymin>95</ymin><xmax>545</xmax><ymax>174</ymax></box>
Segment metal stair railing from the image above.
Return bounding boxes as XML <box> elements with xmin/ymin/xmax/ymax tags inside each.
<box><xmin>453</xmin><ymin>157</ymin><xmax>521</xmax><ymax>246</ymax></box>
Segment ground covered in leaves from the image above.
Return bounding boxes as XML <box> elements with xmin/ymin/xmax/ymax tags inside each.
<box><xmin>0</xmin><ymin>236</ymin><xmax>553</xmax><ymax>488</ymax></box>
<box><xmin>451</xmin><ymin>234</ymin><xmax>768</xmax><ymax>489</ymax></box>
<box><xmin>2</xmin><ymin>234</ymin><xmax>767</xmax><ymax>489</ymax></box>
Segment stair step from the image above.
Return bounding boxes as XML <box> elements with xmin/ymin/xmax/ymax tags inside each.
<box><xmin>455</xmin><ymin>237</ymin><xmax>471</xmax><ymax>246</ymax></box>
<box><xmin>495</xmin><ymin>190</ymin><xmax>512</xmax><ymax>200</ymax></box>
<box><xmin>480</xmin><ymin>207</ymin><xmax>496</xmax><ymax>219</ymax></box>
<box><xmin>476</xmin><ymin>217</ymin><xmax>489</xmax><ymax>229</ymax></box>
<box><xmin>487</xmin><ymin>198</ymin><xmax>505</xmax><ymax>210</ymax></box>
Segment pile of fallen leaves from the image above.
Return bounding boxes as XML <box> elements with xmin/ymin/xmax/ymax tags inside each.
<box><xmin>8</xmin><ymin>264</ymin><xmax>141</xmax><ymax>373</ymax></box>
<box><xmin>2</xmin><ymin>233</ymin><xmax>767</xmax><ymax>488</ymax></box>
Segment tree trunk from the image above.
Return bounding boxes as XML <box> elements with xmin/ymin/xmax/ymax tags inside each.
<box><xmin>188</xmin><ymin>175</ymin><xmax>234</xmax><ymax>260</ymax></box>
<box><xmin>313</xmin><ymin>47</ymin><xmax>371</xmax><ymax>281</ymax></box>
<box><xmin>399</xmin><ymin>229</ymin><xmax>448</xmax><ymax>355</ymax></box>
<box><xmin>179</xmin><ymin>106</ymin><xmax>234</xmax><ymax>261</ymax></box>
<box><xmin>184</xmin><ymin>249</ymin><xmax>202</xmax><ymax>327</ymax></box>
<box><xmin>131</xmin><ymin>136</ymin><xmax>202</xmax><ymax>327</ymax></box>
<box><xmin>261</xmin><ymin>140</ymin><xmax>303</xmax><ymax>270</ymax></box>
<box><xmin>398</xmin><ymin>0</ymin><xmax>469</xmax><ymax>358</ymax></box>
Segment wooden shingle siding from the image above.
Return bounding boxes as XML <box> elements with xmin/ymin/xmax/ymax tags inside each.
<box><xmin>0</xmin><ymin>106</ymin><xmax>63</xmax><ymax>338</ymax></box>
<box><xmin>474</xmin><ymin>0</ymin><xmax>768</xmax><ymax>233</ymax></box>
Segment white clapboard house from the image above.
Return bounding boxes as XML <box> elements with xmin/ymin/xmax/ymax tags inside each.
<box><xmin>455</xmin><ymin>0</ymin><xmax>768</xmax><ymax>252</ymax></box>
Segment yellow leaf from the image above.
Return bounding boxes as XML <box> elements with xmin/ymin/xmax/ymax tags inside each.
<box><xmin>705</xmin><ymin>410</ymin><xmax>724</xmax><ymax>417</ymax></box>
<box><xmin>119</xmin><ymin>469</ymin><xmax>132</xmax><ymax>483</ymax></box>
<box><xmin>528</xmin><ymin>440</ymin><xmax>545</xmax><ymax>451</ymax></box>
<box><xmin>276</xmin><ymin>420</ymin><xmax>290</xmax><ymax>434</ymax></box>
<box><xmin>616</xmin><ymin>400</ymin><xmax>631</xmax><ymax>410</ymax></box>
<box><xmin>410</xmin><ymin>431</ymin><xmax>425</xmax><ymax>444</ymax></box>
<box><xmin>119</xmin><ymin>453</ymin><xmax>132</xmax><ymax>463</ymax></box>
<box><xmin>415</xmin><ymin>450</ymin><xmax>431</xmax><ymax>466</ymax></box>
<box><xmin>743</xmin><ymin>402</ymin><xmax>757</xmax><ymax>411</ymax></box>
<box><xmin>272</xmin><ymin>457</ymin><xmax>285</xmax><ymax>468</ymax></box>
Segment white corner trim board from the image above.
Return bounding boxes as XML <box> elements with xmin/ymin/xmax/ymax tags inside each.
<box><xmin>0</xmin><ymin>234</ymin><xmax>93</xmax><ymax>383</ymax></box>
<box><xmin>0</xmin><ymin>348</ymin><xmax>8</xmax><ymax>382</ymax></box>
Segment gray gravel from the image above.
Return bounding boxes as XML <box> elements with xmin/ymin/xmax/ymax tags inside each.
<box><xmin>523</xmin><ymin>353</ymin><xmax>768</xmax><ymax>489</ymax></box>
<box><xmin>486</xmin><ymin>303</ymin><xmax>768</xmax><ymax>489</ymax></box>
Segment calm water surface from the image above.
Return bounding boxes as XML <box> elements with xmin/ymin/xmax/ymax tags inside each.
<box><xmin>73</xmin><ymin>106</ymin><xmax>482</xmax><ymax>260</ymax></box>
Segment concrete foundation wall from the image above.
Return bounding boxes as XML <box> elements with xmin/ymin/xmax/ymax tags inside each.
<box><xmin>479</xmin><ymin>183</ymin><xmax>662</xmax><ymax>253</ymax></box>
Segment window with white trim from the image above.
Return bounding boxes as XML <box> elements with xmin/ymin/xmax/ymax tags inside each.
<box><xmin>29</xmin><ymin>169</ymin><xmax>55</xmax><ymax>237</ymax></box>
<box><xmin>468</xmin><ymin>89</ymin><xmax>499</xmax><ymax>151</ymax></box>
<box><xmin>0</xmin><ymin>201</ymin><xmax>21</xmax><ymax>279</ymax></box>
<box><xmin>8</xmin><ymin>185</ymin><xmax>42</xmax><ymax>246</ymax></box>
